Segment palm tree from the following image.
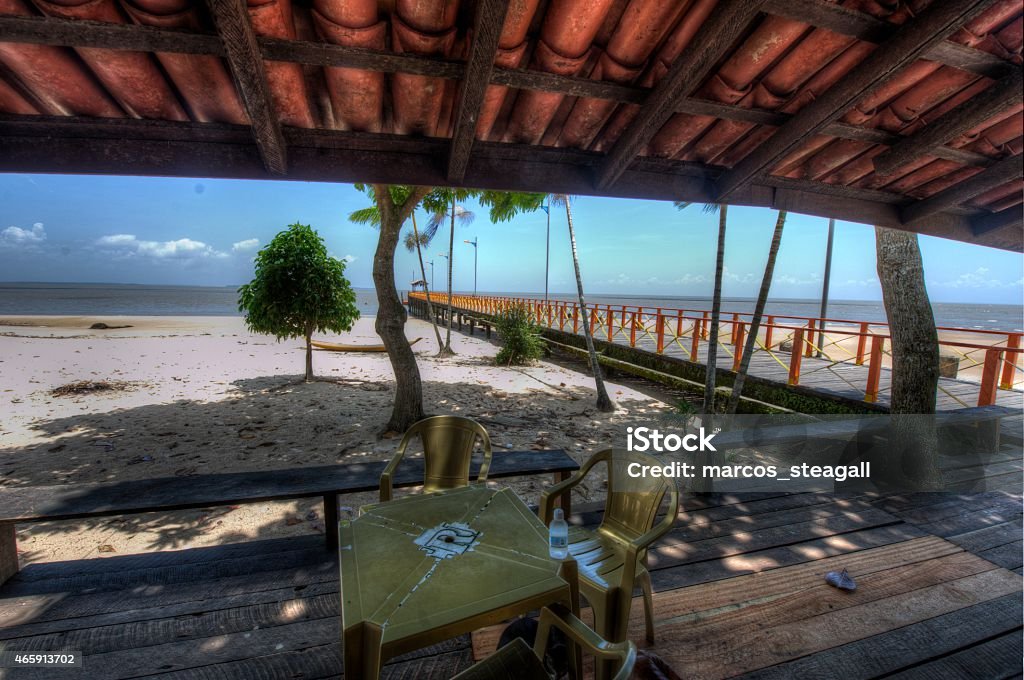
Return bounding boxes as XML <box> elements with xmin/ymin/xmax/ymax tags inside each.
<box><xmin>726</xmin><ymin>210</ymin><xmax>787</xmax><ymax>414</ymax></box>
<box><xmin>423</xmin><ymin>191</ymin><xmax>475</xmax><ymax>357</ymax></box>
<box><xmin>677</xmin><ymin>202</ymin><xmax>728</xmax><ymax>421</ymax></box>
<box><xmin>481</xmin><ymin>191</ymin><xmax>614</xmax><ymax>412</ymax></box>
<box><xmin>403</xmin><ymin>211</ymin><xmax>444</xmax><ymax>352</ymax></box>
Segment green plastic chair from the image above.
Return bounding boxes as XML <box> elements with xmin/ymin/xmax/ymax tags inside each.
<box><xmin>379</xmin><ymin>415</ymin><xmax>492</xmax><ymax>502</ymax></box>
<box><xmin>539</xmin><ymin>448</ymin><xmax>679</xmax><ymax>644</ymax></box>
<box><xmin>452</xmin><ymin>605</ymin><xmax>636</xmax><ymax>680</ymax></box>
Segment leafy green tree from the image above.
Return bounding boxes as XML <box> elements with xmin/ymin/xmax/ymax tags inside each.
<box><xmin>238</xmin><ymin>223</ymin><xmax>359</xmax><ymax>382</ymax></box>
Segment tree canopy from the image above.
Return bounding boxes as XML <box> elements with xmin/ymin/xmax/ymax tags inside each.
<box><xmin>238</xmin><ymin>223</ymin><xmax>359</xmax><ymax>380</ymax></box>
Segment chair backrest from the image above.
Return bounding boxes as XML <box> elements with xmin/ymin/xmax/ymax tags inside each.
<box><xmin>402</xmin><ymin>415</ymin><xmax>492</xmax><ymax>493</ymax></box>
<box><xmin>595</xmin><ymin>449</ymin><xmax>677</xmax><ymax>544</ymax></box>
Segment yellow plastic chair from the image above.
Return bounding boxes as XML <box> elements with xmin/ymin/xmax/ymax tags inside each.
<box><xmin>452</xmin><ymin>605</ymin><xmax>636</xmax><ymax>680</ymax></box>
<box><xmin>379</xmin><ymin>415</ymin><xmax>493</xmax><ymax>502</ymax></box>
<box><xmin>539</xmin><ymin>448</ymin><xmax>679</xmax><ymax>645</ymax></box>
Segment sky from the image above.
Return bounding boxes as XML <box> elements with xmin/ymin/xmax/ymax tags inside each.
<box><xmin>0</xmin><ymin>173</ymin><xmax>1021</xmax><ymax>305</ymax></box>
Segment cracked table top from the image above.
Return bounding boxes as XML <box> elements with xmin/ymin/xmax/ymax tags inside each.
<box><xmin>339</xmin><ymin>484</ymin><xmax>570</xmax><ymax>649</ymax></box>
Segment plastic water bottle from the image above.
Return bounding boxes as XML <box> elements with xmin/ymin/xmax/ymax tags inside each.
<box><xmin>549</xmin><ymin>507</ymin><xmax>568</xmax><ymax>559</ymax></box>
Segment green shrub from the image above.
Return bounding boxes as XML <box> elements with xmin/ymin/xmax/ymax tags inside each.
<box><xmin>495</xmin><ymin>304</ymin><xmax>544</xmax><ymax>365</ymax></box>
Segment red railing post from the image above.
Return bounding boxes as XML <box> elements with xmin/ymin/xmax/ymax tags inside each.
<box><xmin>1000</xmin><ymin>334</ymin><xmax>1020</xmax><ymax>390</ymax></box>
<box><xmin>864</xmin><ymin>336</ymin><xmax>884</xmax><ymax>402</ymax></box>
<box><xmin>630</xmin><ymin>312</ymin><xmax>638</xmax><ymax>347</ymax></box>
<box><xmin>656</xmin><ymin>313</ymin><xmax>665</xmax><ymax>354</ymax></box>
<box><xmin>804</xmin><ymin>320</ymin><xmax>816</xmax><ymax>357</ymax></box>
<box><xmin>733</xmin><ymin>322</ymin><xmax>745</xmax><ymax>372</ymax></box>
<box><xmin>690</xmin><ymin>319</ymin><xmax>701</xmax><ymax>362</ymax></box>
<box><xmin>730</xmin><ymin>312</ymin><xmax>740</xmax><ymax>345</ymax></box>
<box><xmin>590</xmin><ymin>307</ymin><xmax>598</xmax><ymax>335</ymax></box>
<box><xmin>574</xmin><ymin>306</ymin><xmax>579</xmax><ymax>334</ymax></box>
<box><xmin>979</xmin><ymin>348</ymin><xmax>1003</xmax><ymax>406</ymax></box>
<box><xmin>676</xmin><ymin>312</ymin><xmax>683</xmax><ymax>338</ymax></box>
<box><xmin>607</xmin><ymin>308</ymin><xmax>614</xmax><ymax>342</ymax></box>
<box><xmin>765</xmin><ymin>316</ymin><xmax>775</xmax><ymax>349</ymax></box>
<box><xmin>855</xmin><ymin>322</ymin><xmax>870</xmax><ymax>365</ymax></box>
<box><xmin>702</xmin><ymin>311</ymin><xmax>709</xmax><ymax>339</ymax></box>
<box><xmin>788</xmin><ymin>328</ymin><xmax>804</xmax><ymax>386</ymax></box>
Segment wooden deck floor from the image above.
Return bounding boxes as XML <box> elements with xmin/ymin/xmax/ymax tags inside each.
<box><xmin>1</xmin><ymin>446</ymin><xmax>1020</xmax><ymax>679</ymax></box>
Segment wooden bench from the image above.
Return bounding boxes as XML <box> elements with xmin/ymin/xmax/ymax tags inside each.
<box><xmin>0</xmin><ymin>449</ymin><xmax>578</xmax><ymax>585</ymax></box>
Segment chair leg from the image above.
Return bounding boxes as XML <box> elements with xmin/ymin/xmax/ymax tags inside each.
<box><xmin>639</xmin><ymin>569</ymin><xmax>655</xmax><ymax>644</ymax></box>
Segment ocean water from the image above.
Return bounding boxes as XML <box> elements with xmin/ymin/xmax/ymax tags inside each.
<box><xmin>0</xmin><ymin>283</ymin><xmax>1021</xmax><ymax>332</ymax></box>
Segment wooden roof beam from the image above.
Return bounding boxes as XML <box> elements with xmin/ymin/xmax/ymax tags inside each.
<box><xmin>204</xmin><ymin>0</ymin><xmax>287</xmax><ymax>175</ymax></box>
<box><xmin>447</xmin><ymin>0</ymin><xmax>509</xmax><ymax>183</ymax></box>
<box><xmin>714</xmin><ymin>0</ymin><xmax>999</xmax><ymax>202</ymax></box>
<box><xmin>902</xmin><ymin>153</ymin><xmax>1023</xmax><ymax>224</ymax></box>
<box><xmin>873</xmin><ymin>67</ymin><xmax>1023</xmax><ymax>176</ymax></box>
<box><xmin>972</xmin><ymin>205</ymin><xmax>1023</xmax><ymax>236</ymax></box>
<box><xmin>594</xmin><ymin>0</ymin><xmax>767</xmax><ymax>191</ymax></box>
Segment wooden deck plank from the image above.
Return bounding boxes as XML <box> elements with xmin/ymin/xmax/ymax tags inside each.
<box><xmin>735</xmin><ymin>593</ymin><xmax>1023</xmax><ymax>680</ymax></box>
<box><xmin>885</xmin><ymin>630</ymin><xmax>1024</xmax><ymax>680</ymax></box>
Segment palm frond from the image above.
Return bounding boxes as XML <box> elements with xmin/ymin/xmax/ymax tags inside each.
<box><xmin>349</xmin><ymin>206</ymin><xmax>381</xmax><ymax>226</ymax></box>
<box><xmin>403</xmin><ymin>229</ymin><xmax>432</xmax><ymax>252</ymax></box>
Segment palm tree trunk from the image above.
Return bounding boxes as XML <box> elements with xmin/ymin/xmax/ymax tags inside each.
<box><xmin>565</xmin><ymin>200</ymin><xmax>614</xmax><ymax>412</ymax></box>
<box><xmin>875</xmin><ymin>226</ymin><xmax>942</xmax><ymax>489</ymax></box>
<box><xmin>411</xmin><ymin>211</ymin><xmax>444</xmax><ymax>352</ymax></box>
<box><xmin>726</xmin><ymin>210</ymin><xmax>786</xmax><ymax>414</ymax></box>
<box><xmin>441</xmin><ymin>194</ymin><xmax>456</xmax><ymax>356</ymax></box>
<box><xmin>703</xmin><ymin>204</ymin><xmax>728</xmax><ymax>421</ymax></box>
<box><xmin>372</xmin><ymin>184</ymin><xmax>428</xmax><ymax>433</ymax></box>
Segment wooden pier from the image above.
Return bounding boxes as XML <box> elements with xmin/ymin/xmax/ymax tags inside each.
<box><xmin>411</xmin><ymin>293</ymin><xmax>1024</xmax><ymax>419</ymax></box>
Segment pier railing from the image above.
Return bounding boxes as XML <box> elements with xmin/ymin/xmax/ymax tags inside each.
<box><xmin>408</xmin><ymin>292</ymin><xmax>1023</xmax><ymax>408</ymax></box>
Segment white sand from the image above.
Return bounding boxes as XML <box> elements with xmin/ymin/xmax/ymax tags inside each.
<box><xmin>0</xmin><ymin>315</ymin><xmax>669</xmax><ymax>566</ymax></box>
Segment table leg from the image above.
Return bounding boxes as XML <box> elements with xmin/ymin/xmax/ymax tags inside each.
<box><xmin>553</xmin><ymin>471</ymin><xmax>572</xmax><ymax>518</ymax></box>
<box><xmin>323</xmin><ymin>493</ymin><xmax>339</xmax><ymax>551</ymax></box>
<box><xmin>557</xmin><ymin>560</ymin><xmax>583</xmax><ymax>680</ymax></box>
<box><xmin>343</xmin><ymin>621</ymin><xmax>384</xmax><ymax>680</ymax></box>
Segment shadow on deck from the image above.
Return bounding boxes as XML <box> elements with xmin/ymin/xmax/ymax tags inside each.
<box><xmin>1</xmin><ymin>455</ymin><xmax>1021</xmax><ymax>679</ymax></box>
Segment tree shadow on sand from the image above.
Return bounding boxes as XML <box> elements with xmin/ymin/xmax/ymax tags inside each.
<box><xmin>3</xmin><ymin>374</ymin><xmax>659</xmax><ymax>557</ymax></box>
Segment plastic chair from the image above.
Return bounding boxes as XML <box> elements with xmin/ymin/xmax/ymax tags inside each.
<box><xmin>451</xmin><ymin>605</ymin><xmax>636</xmax><ymax>680</ymax></box>
<box><xmin>379</xmin><ymin>415</ymin><xmax>493</xmax><ymax>502</ymax></box>
<box><xmin>539</xmin><ymin>448</ymin><xmax>679</xmax><ymax>645</ymax></box>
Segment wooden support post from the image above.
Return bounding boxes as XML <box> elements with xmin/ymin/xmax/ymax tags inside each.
<box><xmin>730</xmin><ymin>312</ymin><xmax>740</xmax><ymax>345</ymax></box>
<box><xmin>607</xmin><ymin>308</ymin><xmax>614</xmax><ymax>342</ymax></box>
<box><xmin>574</xmin><ymin>307</ymin><xmax>580</xmax><ymax>334</ymax></box>
<box><xmin>547</xmin><ymin>302</ymin><xmax>553</xmax><ymax>327</ymax></box>
<box><xmin>979</xmin><ymin>348</ymin><xmax>1003</xmax><ymax>406</ymax></box>
<box><xmin>0</xmin><ymin>522</ymin><xmax>18</xmax><ymax>585</ymax></box>
<box><xmin>702</xmin><ymin>310</ymin><xmax>710</xmax><ymax>339</ymax></box>
<box><xmin>630</xmin><ymin>312</ymin><xmax>638</xmax><ymax>347</ymax></box>
<box><xmin>690</xmin><ymin>319</ymin><xmax>701</xmax><ymax>362</ymax></box>
<box><xmin>323</xmin><ymin>493</ymin><xmax>339</xmax><ymax>551</ymax></box>
<box><xmin>864</xmin><ymin>336</ymin><xmax>885</xmax><ymax>402</ymax></box>
<box><xmin>765</xmin><ymin>316</ymin><xmax>775</xmax><ymax>348</ymax></box>
<box><xmin>805</xmin><ymin>320</ymin><xmax>816</xmax><ymax>357</ymax></box>
<box><xmin>902</xmin><ymin>154</ymin><xmax>1023</xmax><ymax>224</ymax></box>
<box><xmin>733</xmin><ymin>322</ymin><xmax>745</xmax><ymax>372</ymax></box>
<box><xmin>590</xmin><ymin>307</ymin><xmax>598</xmax><ymax>335</ymax></box>
<box><xmin>1000</xmin><ymin>334</ymin><xmax>1020</xmax><ymax>389</ymax></box>
<box><xmin>856</xmin><ymin>322</ymin><xmax>870</xmax><ymax>364</ymax></box>
<box><xmin>656</xmin><ymin>313</ymin><xmax>665</xmax><ymax>354</ymax></box>
<box><xmin>788</xmin><ymin>327</ymin><xmax>805</xmax><ymax>385</ymax></box>
<box><xmin>676</xmin><ymin>312</ymin><xmax>683</xmax><ymax>338</ymax></box>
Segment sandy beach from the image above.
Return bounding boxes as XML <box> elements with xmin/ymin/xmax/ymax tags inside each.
<box><xmin>0</xmin><ymin>315</ymin><xmax>670</xmax><ymax>567</ymax></box>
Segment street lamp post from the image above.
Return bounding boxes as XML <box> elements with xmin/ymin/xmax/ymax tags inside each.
<box><xmin>464</xmin><ymin>237</ymin><xmax>478</xmax><ymax>296</ymax></box>
<box><xmin>427</xmin><ymin>260</ymin><xmax>434</xmax><ymax>290</ymax></box>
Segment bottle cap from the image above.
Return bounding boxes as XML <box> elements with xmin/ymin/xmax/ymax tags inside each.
<box><xmin>553</xmin><ymin>508</ymin><xmax>564</xmax><ymax>520</ymax></box>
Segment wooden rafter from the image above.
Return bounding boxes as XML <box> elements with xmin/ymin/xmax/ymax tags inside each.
<box><xmin>594</xmin><ymin>0</ymin><xmax>766</xmax><ymax>190</ymax></box>
<box><xmin>873</xmin><ymin>68</ymin><xmax>1024</xmax><ymax>176</ymax></box>
<box><xmin>204</xmin><ymin>0</ymin><xmax>287</xmax><ymax>175</ymax></box>
<box><xmin>714</xmin><ymin>0</ymin><xmax>999</xmax><ymax>202</ymax></box>
<box><xmin>902</xmin><ymin>154</ymin><xmax>1023</xmax><ymax>224</ymax></box>
<box><xmin>447</xmin><ymin>0</ymin><xmax>509</xmax><ymax>183</ymax></box>
<box><xmin>0</xmin><ymin>14</ymin><xmax>1009</xmax><ymax>173</ymax></box>
<box><xmin>972</xmin><ymin>205</ymin><xmax>1023</xmax><ymax>236</ymax></box>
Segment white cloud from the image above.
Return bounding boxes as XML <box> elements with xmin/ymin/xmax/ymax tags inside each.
<box><xmin>930</xmin><ymin>267</ymin><xmax>1022</xmax><ymax>290</ymax></box>
<box><xmin>95</xmin><ymin>234</ymin><xmax>228</xmax><ymax>260</ymax></box>
<box><xmin>2</xmin><ymin>222</ymin><xmax>46</xmax><ymax>245</ymax></box>
<box><xmin>342</xmin><ymin>254</ymin><xmax>357</xmax><ymax>263</ymax></box>
<box><xmin>232</xmin><ymin>238</ymin><xmax>259</xmax><ymax>253</ymax></box>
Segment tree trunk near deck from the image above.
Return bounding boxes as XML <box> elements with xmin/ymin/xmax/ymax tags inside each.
<box><xmin>703</xmin><ymin>204</ymin><xmax>728</xmax><ymax>421</ymax></box>
<box><xmin>411</xmin><ymin>211</ymin><xmax>444</xmax><ymax>352</ymax></box>
<box><xmin>373</xmin><ymin>185</ymin><xmax>430</xmax><ymax>434</ymax></box>
<box><xmin>304</xmin><ymin>328</ymin><xmax>313</xmax><ymax>382</ymax></box>
<box><xmin>875</xmin><ymin>226</ymin><xmax>942</xmax><ymax>490</ymax></box>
